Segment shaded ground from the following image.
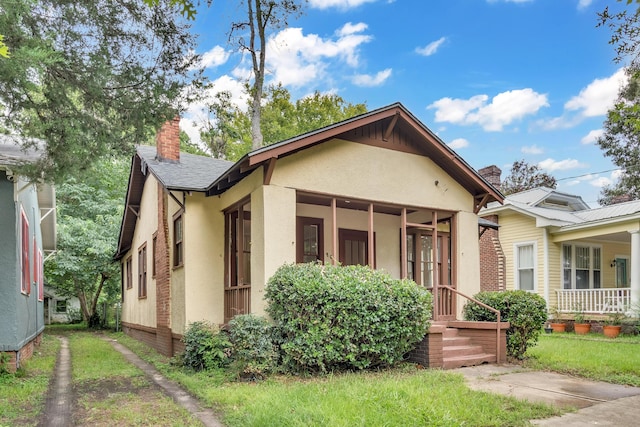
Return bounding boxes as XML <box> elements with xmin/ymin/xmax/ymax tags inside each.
<box><xmin>36</xmin><ymin>335</ymin><xmax>222</xmax><ymax>427</ymax></box>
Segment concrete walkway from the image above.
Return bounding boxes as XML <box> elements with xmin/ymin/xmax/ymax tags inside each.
<box><xmin>38</xmin><ymin>337</ymin><xmax>72</xmax><ymax>427</ymax></box>
<box><xmin>454</xmin><ymin>364</ymin><xmax>640</xmax><ymax>426</ymax></box>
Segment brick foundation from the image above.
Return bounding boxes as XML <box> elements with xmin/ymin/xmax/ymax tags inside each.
<box><xmin>1</xmin><ymin>332</ymin><xmax>43</xmax><ymax>373</ymax></box>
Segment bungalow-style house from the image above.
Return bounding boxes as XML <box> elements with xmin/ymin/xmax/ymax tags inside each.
<box><xmin>480</xmin><ymin>179</ymin><xmax>640</xmax><ymax>317</ymax></box>
<box><xmin>115</xmin><ymin>103</ymin><xmax>506</xmax><ymax>367</ymax></box>
<box><xmin>43</xmin><ymin>286</ymin><xmax>81</xmax><ymax>324</ymax></box>
<box><xmin>0</xmin><ymin>136</ymin><xmax>56</xmax><ymax>372</ymax></box>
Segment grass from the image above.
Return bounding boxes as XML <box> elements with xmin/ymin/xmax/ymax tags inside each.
<box><xmin>111</xmin><ymin>332</ymin><xmax>562</xmax><ymax>427</ymax></box>
<box><xmin>68</xmin><ymin>332</ymin><xmax>202</xmax><ymax>426</ymax></box>
<box><xmin>0</xmin><ymin>334</ymin><xmax>60</xmax><ymax>426</ymax></box>
<box><xmin>525</xmin><ymin>332</ymin><xmax>640</xmax><ymax>386</ymax></box>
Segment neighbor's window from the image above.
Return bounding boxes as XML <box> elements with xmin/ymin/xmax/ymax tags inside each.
<box><xmin>138</xmin><ymin>243</ymin><xmax>147</xmax><ymax>298</ymax></box>
<box><xmin>56</xmin><ymin>300</ymin><xmax>67</xmax><ymax>313</ymax></box>
<box><xmin>173</xmin><ymin>214</ymin><xmax>184</xmax><ymax>267</ymax></box>
<box><xmin>562</xmin><ymin>243</ymin><xmax>601</xmax><ymax>289</ymax></box>
<box><xmin>515</xmin><ymin>242</ymin><xmax>535</xmax><ymax>291</ymax></box>
<box><xmin>21</xmin><ymin>208</ymin><xmax>30</xmax><ymax>294</ymax></box>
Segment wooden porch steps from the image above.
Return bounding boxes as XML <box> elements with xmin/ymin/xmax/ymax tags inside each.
<box><xmin>442</xmin><ymin>328</ymin><xmax>496</xmax><ymax>369</ymax></box>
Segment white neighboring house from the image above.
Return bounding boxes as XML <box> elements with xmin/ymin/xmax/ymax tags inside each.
<box><xmin>43</xmin><ymin>286</ymin><xmax>81</xmax><ymax>324</ymax></box>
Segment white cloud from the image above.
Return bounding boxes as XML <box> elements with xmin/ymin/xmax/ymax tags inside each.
<box><xmin>266</xmin><ymin>23</ymin><xmax>373</xmax><ymax>87</ymax></box>
<box><xmin>416</xmin><ymin>37</ymin><xmax>446</xmax><ymax>57</ymax></box>
<box><xmin>309</xmin><ymin>0</ymin><xmax>379</xmax><ymax>10</ymax></box>
<box><xmin>577</xmin><ymin>0</ymin><xmax>593</xmax><ymax>10</ymax></box>
<box><xmin>448</xmin><ymin>138</ymin><xmax>469</xmax><ymax>149</ymax></box>
<box><xmin>352</xmin><ymin>68</ymin><xmax>392</xmax><ymax>87</ymax></box>
<box><xmin>581</xmin><ymin>129</ymin><xmax>604</xmax><ymax>145</ymax></box>
<box><xmin>200</xmin><ymin>46</ymin><xmax>230</xmax><ymax>69</ymax></box>
<box><xmin>428</xmin><ymin>88</ymin><xmax>548</xmax><ymax>131</ymax></box>
<box><xmin>521</xmin><ymin>144</ymin><xmax>543</xmax><ymax>154</ymax></box>
<box><xmin>538</xmin><ymin>158</ymin><xmax>587</xmax><ymax>172</ymax></box>
<box><xmin>589</xmin><ymin>176</ymin><xmax>612</xmax><ymax>188</ymax></box>
<box><xmin>565</xmin><ymin>68</ymin><xmax>627</xmax><ymax>117</ymax></box>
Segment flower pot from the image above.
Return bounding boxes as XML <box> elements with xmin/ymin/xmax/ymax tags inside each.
<box><xmin>550</xmin><ymin>323</ymin><xmax>566</xmax><ymax>333</ymax></box>
<box><xmin>603</xmin><ymin>325</ymin><xmax>622</xmax><ymax>338</ymax></box>
<box><xmin>574</xmin><ymin>323</ymin><xmax>591</xmax><ymax>335</ymax></box>
<box><xmin>544</xmin><ymin>327</ymin><xmax>553</xmax><ymax>334</ymax></box>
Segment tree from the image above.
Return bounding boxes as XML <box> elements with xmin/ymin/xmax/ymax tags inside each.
<box><xmin>596</xmin><ymin>2</ymin><xmax>640</xmax><ymax>204</ymax></box>
<box><xmin>501</xmin><ymin>160</ymin><xmax>557</xmax><ymax>195</ymax></box>
<box><xmin>229</xmin><ymin>0</ymin><xmax>305</xmax><ymax>150</ymax></box>
<box><xmin>45</xmin><ymin>158</ymin><xmax>129</xmax><ymax>325</ymax></box>
<box><xmin>199</xmin><ymin>85</ymin><xmax>367</xmax><ymax>161</ymax></box>
<box><xmin>0</xmin><ymin>0</ymin><xmax>202</xmax><ymax>183</ymax></box>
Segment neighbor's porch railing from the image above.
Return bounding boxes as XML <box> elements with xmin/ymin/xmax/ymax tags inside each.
<box><xmin>555</xmin><ymin>288</ymin><xmax>631</xmax><ymax>314</ymax></box>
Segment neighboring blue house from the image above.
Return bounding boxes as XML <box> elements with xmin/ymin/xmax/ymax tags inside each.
<box><xmin>0</xmin><ymin>136</ymin><xmax>56</xmax><ymax>372</ymax></box>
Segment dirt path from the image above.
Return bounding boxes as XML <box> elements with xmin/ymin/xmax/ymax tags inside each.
<box><xmin>37</xmin><ymin>335</ymin><xmax>224</xmax><ymax>427</ymax></box>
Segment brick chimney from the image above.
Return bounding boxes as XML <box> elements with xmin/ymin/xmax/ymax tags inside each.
<box><xmin>156</xmin><ymin>116</ymin><xmax>181</xmax><ymax>163</ymax></box>
<box><xmin>478</xmin><ymin>165</ymin><xmax>501</xmax><ymax>190</ymax></box>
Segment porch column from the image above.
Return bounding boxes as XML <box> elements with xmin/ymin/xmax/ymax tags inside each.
<box><xmin>630</xmin><ymin>230</ymin><xmax>640</xmax><ymax>313</ymax></box>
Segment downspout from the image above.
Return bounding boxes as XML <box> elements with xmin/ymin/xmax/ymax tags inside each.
<box><xmin>543</xmin><ymin>227</ymin><xmax>550</xmax><ymax>308</ymax></box>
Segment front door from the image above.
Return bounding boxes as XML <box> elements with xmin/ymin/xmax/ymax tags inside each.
<box><xmin>339</xmin><ymin>229</ymin><xmax>373</xmax><ymax>266</ymax></box>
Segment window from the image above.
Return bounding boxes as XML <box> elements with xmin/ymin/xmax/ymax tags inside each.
<box><xmin>562</xmin><ymin>243</ymin><xmax>601</xmax><ymax>289</ymax></box>
<box><xmin>296</xmin><ymin>217</ymin><xmax>323</xmax><ymax>263</ymax></box>
<box><xmin>173</xmin><ymin>214</ymin><xmax>183</xmax><ymax>267</ymax></box>
<box><xmin>55</xmin><ymin>300</ymin><xmax>67</xmax><ymax>313</ymax></box>
<box><xmin>20</xmin><ymin>208</ymin><xmax>30</xmax><ymax>294</ymax></box>
<box><xmin>125</xmin><ymin>256</ymin><xmax>132</xmax><ymax>289</ymax></box>
<box><xmin>515</xmin><ymin>243</ymin><xmax>535</xmax><ymax>291</ymax></box>
<box><xmin>406</xmin><ymin>232</ymin><xmax>450</xmax><ymax>288</ymax></box>
<box><xmin>152</xmin><ymin>232</ymin><xmax>157</xmax><ymax>278</ymax></box>
<box><xmin>138</xmin><ymin>243</ymin><xmax>147</xmax><ymax>298</ymax></box>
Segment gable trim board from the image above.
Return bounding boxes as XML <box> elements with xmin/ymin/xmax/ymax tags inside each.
<box><xmin>115</xmin><ymin>102</ymin><xmax>503</xmax><ymax>356</ymax></box>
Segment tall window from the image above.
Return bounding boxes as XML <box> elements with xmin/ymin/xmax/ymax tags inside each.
<box><xmin>173</xmin><ymin>214</ymin><xmax>184</xmax><ymax>267</ymax></box>
<box><xmin>152</xmin><ymin>232</ymin><xmax>157</xmax><ymax>278</ymax></box>
<box><xmin>406</xmin><ymin>232</ymin><xmax>450</xmax><ymax>288</ymax></box>
<box><xmin>125</xmin><ymin>256</ymin><xmax>133</xmax><ymax>289</ymax></box>
<box><xmin>296</xmin><ymin>217</ymin><xmax>323</xmax><ymax>263</ymax></box>
<box><xmin>20</xmin><ymin>208</ymin><xmax>30</xmax><ymax>294</ymax></box>
<box><xmin>562</xmin><ymin>243</ymin><xmax>601</xmax><ymax>289</ymax></box>
<box><xmin>515</xmin><ymin>243</ymin><xmax>535</xmax><ymax>291</ymax></box>
<box><xmin>138</xmin><ymin>243</ymin><xmax>147</xmax><ymax>298</ymax></box>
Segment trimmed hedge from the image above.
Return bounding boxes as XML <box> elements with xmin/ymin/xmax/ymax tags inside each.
<box><xmin>265</xmin><ymin>263</ymin><xmax>432</xmax><ymax>374</ymax></box>
<box><xmin>463</xmin><ymin>290</ymin><xmax>547</xmax><ymax>359</ymax></box>
<box><xmin>228</xmin><ymin>314</ymin><xmax>278</xmax><ymax>380</ymax></box>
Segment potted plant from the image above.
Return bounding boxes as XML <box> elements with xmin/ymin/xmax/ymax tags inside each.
<box><xmin>573</xmin><ymin>305</ymin><xmax>591</xmax><ymax>335</ymax></box>
<box><xmin>603</xmin><ymin>311</ymin><xmax>625</xmax><ymax>338</ymax></box>
<box><xmin>548</xmin><ymin>306</ymin><xmax>565</xmax><ymax>333</ymax></box>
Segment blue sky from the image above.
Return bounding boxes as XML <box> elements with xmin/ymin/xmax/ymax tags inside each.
<box><xmin>183</xmin><ymin>0</ymin><xmax>629</xmax><ymax>207</ymax></box>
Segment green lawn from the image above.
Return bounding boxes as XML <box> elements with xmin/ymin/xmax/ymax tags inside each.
<box><xmin>525</xmin><ymin>332</ymin><xmax>640</xmax><ymax>386</ymax></box>
<box><xmin>113</xmin><ymin>332</ymin><xmax>562</xmax><ymax>427</ymax></box>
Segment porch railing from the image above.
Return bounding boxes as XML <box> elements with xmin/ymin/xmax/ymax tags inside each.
<box><xmin>224</xmin><ymin>284</ymin><xmax>251</xmax><ymax>323</ymax></box>
<box><xmin>555</xmin><ymin>288</ymin><xmax>631</xmax><ymax>314</ymax></box>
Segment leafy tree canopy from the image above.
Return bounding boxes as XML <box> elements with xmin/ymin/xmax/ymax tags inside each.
<box><xmin>501</xmin><ymin>159</ymin><xmax>557</xmax><ymax>196</ymax></box>
<box><xmin>0</xmin><ymin>0</ymin><xmax>202</xmax><ymax>183</ymax></box>
<box><xmin>198</xmin><ymin>84</ymin><xmax>367</xmax><ymax>161</ymax></box>
<box><xmin>45</xmin><ymin>157</ymin><xmax>129</xmax><ymax>323</ymax></box>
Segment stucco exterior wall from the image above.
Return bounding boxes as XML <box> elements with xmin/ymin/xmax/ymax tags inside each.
<box><xmin>122</xmin><ymin>173</ymin><xmax>158</xmax><ymax>328</ymax></box>
<box><xmin>455</xmin><ymin>211</ymin><xmax>482</xmax><ymax>318</ymax></box>
<box><xmin>181</xmin><ymin>192</ymin><xmax>225</xmax><ymax>329</ymax></box>
<box><xmin>271</xmin><ymin>139</ymin><xmax>473</xmax><ymax>213</ymax></box>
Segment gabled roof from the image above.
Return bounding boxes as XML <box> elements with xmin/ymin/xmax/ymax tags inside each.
<box><xmin>205</xmin><ymin>102</ymin><xmax>503</xmax><ymax>210</ymax></box>
<box><xmin>482</xmin><ymin>186</ymin><xmax>640</xmax><ymax>231</ymax></box>
<box><xmin>115</xmin><ymin>146</ymin><xmax>233</xmax><ymax>259</ymax></box>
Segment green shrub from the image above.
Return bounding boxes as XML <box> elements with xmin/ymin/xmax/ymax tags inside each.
<box><xmin>463</xmin><ymin>290</ymin><xmax>547</xmax><ymax>359</ymax></box>
<box><xmin>265</xmin><ymin>263</ymin><xmax>432</xmax><ymax>374</ymax></box>
<box><xmin>182</xmin><ymin>321</ymin><xmax>231</xmax><ymax>371</ymax></box>
<box><xmin>228</xmin><ymin>314</ymin><xmax>278</xmax><ymax>380</ymax></box>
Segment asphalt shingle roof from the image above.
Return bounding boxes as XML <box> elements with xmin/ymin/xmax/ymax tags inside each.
<box><xmin>137</xmin><ymin>145</ymin><xmax>233</xmax><ymax>192</ymax></box>
<box><xmin>0</xmin><ymin>135</ymin><xmax>43</xmax><ymax>166</ymax></box>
